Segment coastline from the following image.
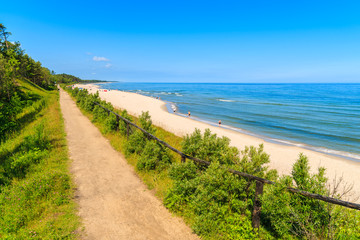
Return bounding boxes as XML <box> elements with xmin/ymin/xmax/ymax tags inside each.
<box><xmin>75</xmin><ymin>84</ymin><xmax>360</xmax><ymax>202</ymax></box>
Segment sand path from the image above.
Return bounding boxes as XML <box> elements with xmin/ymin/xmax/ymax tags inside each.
<box><xmin>59</xmin><ymin>88</ymin><xmax>198</xmax><ymax>240</ymax></box>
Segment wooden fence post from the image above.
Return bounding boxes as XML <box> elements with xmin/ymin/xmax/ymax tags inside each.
<box><xmin>115</xmin><ymin>115</ymin><xmax>120</xmax><ymax>131</ymax></box>
<box><xmin>252</xmin><ymin>180</ymin><xmax>264</xmax><ymax>230</ymax></box>
<box><xmin>126</xmin><ymin>122</ymin><xmax>130</xmax><ymax>139</ymax></box>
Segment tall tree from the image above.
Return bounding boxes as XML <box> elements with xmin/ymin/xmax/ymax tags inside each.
<box><xmin>0</xmin><ymin>23</ymin><xmax>11</xmax><ymax>49</ymax></box>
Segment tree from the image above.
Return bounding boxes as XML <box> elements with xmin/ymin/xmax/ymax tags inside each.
<box><xmin>0</xmin><ymin>51</ymin><xmax>19</xmax><ymax>101</ymax></box>
<box><xmin>0</xmin><ymin>23</ymin><xmax>11</xmax><ymax>49</ymax></box>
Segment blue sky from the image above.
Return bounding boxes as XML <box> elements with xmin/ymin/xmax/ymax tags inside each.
<box><xmin>1</xmin><ymin>1</ymin><xmax>360</xmax><ymax>82</ymax></box>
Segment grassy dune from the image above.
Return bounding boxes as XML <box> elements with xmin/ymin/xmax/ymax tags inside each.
<box><xmin>0</xmin><ymin>80</ymin><xmax>80</xmax><ymax>239</ymax></box>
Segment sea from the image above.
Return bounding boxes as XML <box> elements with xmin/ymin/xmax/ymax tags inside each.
<box><xmin>99</xmin><ymin>82</ymin><xmax>360</xmax><ymax>162</ymax></box>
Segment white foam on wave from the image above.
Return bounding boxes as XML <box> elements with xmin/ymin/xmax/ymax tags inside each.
<box><xmin>267</xmin><ymin>138</ymin><xmax>360</xmax><ymax>162</ymax></box>
<box><xmin>314</xmin><ymin>147</ymin><xmax>360</xmax><ymax>161</ymax></box>
<box><xmin>136</xmin><ymin>90</ymin><xmax>151</xmax><ymax>95</ymax></box>
<box><xmin>217</xmin><ymin>99</ymin><xmax>236</xmax><ymax>102</ymax></box>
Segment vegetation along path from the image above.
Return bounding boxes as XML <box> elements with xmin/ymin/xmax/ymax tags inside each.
<box><xmin>59</xmin><ymin>88</ymin><xmax>198</xmax><ymax>239</ymax></box>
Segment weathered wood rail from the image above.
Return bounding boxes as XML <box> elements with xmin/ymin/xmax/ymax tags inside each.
<box><xmin>94</xmin><ymin>102</ymin><xmax>360</xmax><ymax>229</ymax></box>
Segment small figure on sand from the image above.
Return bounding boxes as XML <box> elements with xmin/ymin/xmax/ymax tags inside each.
<box><xmin>188</xmin><ymin>111</ymin><xmax>191</xmax><ymax>117</ymax></box>
<box><xmin>218</xmin><ymin>120</ymin><xmax>221</xmax><ymax>126</ymax></box>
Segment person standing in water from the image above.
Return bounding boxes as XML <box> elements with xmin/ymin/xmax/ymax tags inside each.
<box><xmin>188</xmin><ymin>111</ymin><xmax>191</xmax><ymax>117</ymax></box>
<box><xmin>218</xmin><ymin>120</ymin><xmax>221</xmax><ymax>126</ymax></box>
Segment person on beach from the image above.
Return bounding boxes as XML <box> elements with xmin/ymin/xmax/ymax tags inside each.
<box><xmin>219</xmin><ymin>120</ymin><xmax>221</xmax><ymax>126</ymax></box>
<box><xmin>188</xmin><ymin>111</ymin><xmax>191</xmax><ymax>117</ymax></box>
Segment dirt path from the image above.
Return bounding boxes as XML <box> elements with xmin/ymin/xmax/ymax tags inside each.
<box><xmin>59</xmin><ymin>89</ymin><xmax>198</xmax><ymax>240</ymax></box>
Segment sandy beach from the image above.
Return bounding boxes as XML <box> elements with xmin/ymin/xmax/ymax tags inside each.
<box><xmin>75</xmin><ymin>84</ymin><xmax>360</xmax><ymax>203</ymax></box>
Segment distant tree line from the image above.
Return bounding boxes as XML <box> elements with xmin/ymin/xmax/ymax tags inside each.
<box><xmin>55</xmin><ymin>73</ymin><xmax>107</xmax><ymax>84</ymax></box>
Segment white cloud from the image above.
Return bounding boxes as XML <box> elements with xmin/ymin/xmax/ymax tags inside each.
<box><xmin>93</xmin><ymin>56</ymin><xmax>110</xmax><ymax>62</ymax></box>
<box><xmin>86</xmin><ymin>52</ymin><xmax>93</xmax><ymax>55</ymax></box>
<box><xmin>91</xmin><ymin>72</ymin><xmax>96</xmax><ymax>75</ymax></box>
<box><xmin>105</xmin><ymin>63</ymin><xmax>112</xmax><ymax>68</ymax></box>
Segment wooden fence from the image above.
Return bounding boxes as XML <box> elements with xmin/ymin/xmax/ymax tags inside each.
<box><xmin>94</xmin><ymin>102</ymin><xmax>360</xmax><ymax>229</ymax></box>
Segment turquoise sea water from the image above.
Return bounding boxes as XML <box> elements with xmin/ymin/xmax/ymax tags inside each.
<box><xmin>99</xmin><ymin>82</ymin><xmax>360</xmax><ymax>161</ymax></box>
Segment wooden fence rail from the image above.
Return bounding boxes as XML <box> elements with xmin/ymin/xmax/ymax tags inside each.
<box><xmin>93</xmin><ymin>102</ymin><xmax>360</xmax><ymax>229</ymax></box>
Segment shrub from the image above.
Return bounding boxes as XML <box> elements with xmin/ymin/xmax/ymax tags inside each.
<box><xmin>165</xmin><ymin>161</ymin><xmax>255</xmax><ymax>239</ymax></box>
<box><xmin>165</xmin><ymin>161</ymin><xmax>200</xmax><ymax>212</ymax></box>
<box><xmin>139</xmin><ymin>111</ymin><xmax>155</xmax><ymax>134</ymax></box>
<box><xmin>118</xmin><ymin>109</ymin><xmax>132</xmax><ymax>136</ymax></box>
<box><xmin>75</xmin><ymin>88</ymin><xmax>88</xmax><ymax>105</ymax></box>
<box><xmin>92</xmin><ymin>105</ymin><xmax>108</xmax><ymax>123</ymax></box>
<box><xmin>104</xmin><ymin>113</ymin><xmax>118</xmax><ymax>133</ymax></box>
<box><xmin>168</xmin><ymin>161</ymin><xmax>198</xmax><ymax>182</ymax></box>
<box><xmin>236</xmin><ymin>144</ymin><xmax>278</xmax><ymax>179</ymax></box>
<box><xmin>124</xmin><ymin>130</ymin><xmax>147</xmax><ymax>156</ymax></box>
<box><xmin>137</xmin><ymin>140</ymin><xmax>172</xmax><ymax>171</ymax></box>
<box><xmin>262</xmin><ymin>154</ymin><xmax>330</xmax><ymax>239</ymax></box>
<box><xmin>165</xmin><ymin>129</ymin><xmax>280</xmax><ymax>238</ymax></box>
<box><xmin>181</xmin><ymin>128</ymin><xmax>239</xmax><ymax>166</ymax></box>
<box><xmin>81</xmin><ymin>91</ymin><xmax>100</xmax><ymax>112</ymax></box>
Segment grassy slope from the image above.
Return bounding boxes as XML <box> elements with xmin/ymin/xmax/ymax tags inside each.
<box><xmin>0</xmin><ymin>80</ymin><xmax>80</xmax><ymax>239</ymax></box>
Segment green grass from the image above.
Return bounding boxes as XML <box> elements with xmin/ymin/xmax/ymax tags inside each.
<box><xmin>0</xmin><ymin>80</ymin><xmax>80</xmax><ymax>239</ymax></box>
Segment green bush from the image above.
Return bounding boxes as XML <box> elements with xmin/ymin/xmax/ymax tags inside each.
<box><xmin>119</xmin><ymin>109</ymin><xmax>132</xmax><ymax>136</ymax></box>
<box><xmin>165</xmin><ymin>129</ymin><xmax>280</xmax><ymax>239</ymax></box>
<box><xmin>92</xmin><ymin>104</ymin><xmax>108</xmax><ymax>123</ymax></box>
<box><xmin>124</xmin><ymin>130</ymin><xmax>147</xmax><ymax>156</ymax></box>
<box><xmin>137</xmin><ymin>140</ymin><xmax>172</xmax><ymax>171</ymax></box>
<box><xmin>125</xmin><ymin>111</ymin><xmax>156</xmax><ymax>157</ymax></box>
<box><xmin>168</xmin><ymin>161</ymin><xmax>198</xmax><ymax>182</ymax></box>
<box><xmin>81</xmin><ymin>91</ymin><xmax>100</xmax><ymax>112</ymax></box>
<box><xmin>181</xmin><ymin>128</ymin><xmax>239</xmax><ymax>166</ymax></box>
<box><xmin>262</xmin><ymin>154</ymin><xmax>330</xmax><ymax>239</ymax></box>
<box><xmin>104</xmin><ymin>113</ymin><xmax>118</xmax><ymax>133</ymax></box>
<box><xmin>236</xmin><ymin>144</ymin><xmax>278</xmax><ymax>179</ymax></box>
<box><xmin>139</xmin><ymin>111</ymin><xmax>155</xmax><ymax>134</ymax></box>
<box><xmin>75</xmin><ymin>88</ymin><xmax>88</xmax><ymax>105</ymax></box>
<box><xmin>165</xmin><ymin>161</ymin><xmax>256</xmax><ymax>239</ymax></box>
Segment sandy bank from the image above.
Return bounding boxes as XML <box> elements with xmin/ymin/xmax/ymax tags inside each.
<box><xmin>76</xmin><ymin>84</ymin><xmax>360</xmax><ymax>203</ymax></box>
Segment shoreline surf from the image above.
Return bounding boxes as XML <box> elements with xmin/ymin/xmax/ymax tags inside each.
<box><xmin>163</xmin><ymin>101</ymin><xmax>360</xmax><ymax>163</ymax></box>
